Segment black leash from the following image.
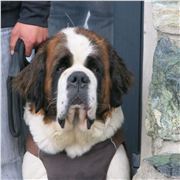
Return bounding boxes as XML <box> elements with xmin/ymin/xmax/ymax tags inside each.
<box><xmin>7</xmin><ymin>39</ymin><xmax>29</xmax><ymax>137</ymax></box>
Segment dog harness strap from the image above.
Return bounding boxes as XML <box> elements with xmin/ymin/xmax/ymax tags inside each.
<box><xmin>111</xmin><ymin>128</ymin><xmax>124</xmax><ymax>148</ymax></box>
<box><xmin>26</xmin><ymin>134</ymin><xmax>39</xmax><ymax>157</ymax></box>
<box><xmin>26</xmin><ymin>129</ymin><xmax>124</xmax><ymax>180</ymax></box>
<box><xmin>39</xmin><ymin>139</ymin><xmax>116</xmax><ymax>180</ymax></box>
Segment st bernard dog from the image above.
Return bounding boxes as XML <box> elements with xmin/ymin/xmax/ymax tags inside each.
<box><xmin>13</xmin><ymin>27</ymin><xmax>132</xmax><ymax>180</ymax></box>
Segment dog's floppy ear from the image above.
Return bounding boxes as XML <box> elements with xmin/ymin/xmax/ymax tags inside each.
<box><xmin>13</xmin><ymin>43</ymin><xmax>47</xmax><ymax>112</ymax></box>
<box><xmin>109</xmin><ymin>48</ymin><xmax>133</xmax><ymax>107</ymax></box>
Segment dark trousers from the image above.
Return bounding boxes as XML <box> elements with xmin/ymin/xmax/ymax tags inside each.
<box><xmin>48</xmin><ymin>1</ymin><xmax>114</xmax><ymax>44</ymax></box>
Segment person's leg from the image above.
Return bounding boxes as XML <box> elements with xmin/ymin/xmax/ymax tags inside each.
<box><xmin>87</xmin><ymin>1</ymin><xmax>114</xmax><ymax>44</ymax></box>
<box><xmin>48</xmin><ymin>2</ymin><xmax>88</xmax><ymax>36</ymax></box>
<box><xmin>1</xmin><ymin>27</ymin><xmax>22</xmax><ymax>180</ymax></box>
<box><xmin>48</xmin><ymin>2</ymin><xmax>114</xmax><ymax>44</ymax></box>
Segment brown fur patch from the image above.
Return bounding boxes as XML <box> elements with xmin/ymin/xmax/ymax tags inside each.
<box><xmin>29</xmin><ymin>103</ymin><xmax>45</xmax><ymax>115</ymax></box>
<box><xmin>12</xmin><ymin>44</ymin><xmax>45</xmax><ymax>97</ymax></box>
<box><xmin>29</xmin><ymin>103</ymin><xmax>54</xmax><ymax>124</ymax></box>
<box><xmin>44</xmin><ymin>33</ymin><xmax>67</xmax><ymax>100</ymax></box>
<box><xmin>76</xmin><ymin>28</ymin><xmax>112</xmax><ymax>121</ymax></box>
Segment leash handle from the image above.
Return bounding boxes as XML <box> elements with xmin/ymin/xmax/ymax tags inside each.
<box><xmin>7</xmin><ymin>39</ymin><xmax>28</xmax><ymax>137</ymax></box>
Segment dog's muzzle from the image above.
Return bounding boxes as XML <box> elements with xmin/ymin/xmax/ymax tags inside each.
<box><xmin>67</xmin><ymin>71</ymin><xmax>89</xmax><ymax>104</ymax></box>
<box><xmin>58</xmin><ymin>71</ymin><xmax>95</xmax><ymax>129</ymax></box>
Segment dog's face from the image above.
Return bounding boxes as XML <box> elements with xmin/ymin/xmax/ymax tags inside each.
<box><xmin>14</xmin><ymin>28</ymin><xmax>132</xmax><ymax>130</ymax></box>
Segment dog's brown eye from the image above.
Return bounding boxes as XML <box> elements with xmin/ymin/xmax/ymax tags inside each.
<box><xmin>91</xmin><ymin>66</ymin><xmax>100</xmax><ymax>73</ymax></box>
<box><xmin>56</xmin><ymin>63</ymin><xmax>67</xmax><ymax>72</ymax></box>
<box><xmin>86</xmin><ymin>56</ymin><xmax>102</xmax><ymax>74</ymax></box>
<box><xmin>56</xmin><ymin>55</ymin><xmax>72</xmax><ymax>72</ymax></box>
<box><xmin>57</xmin><ymin>66</ymin><xmax>66</xmax><ymax>72</ymax></box>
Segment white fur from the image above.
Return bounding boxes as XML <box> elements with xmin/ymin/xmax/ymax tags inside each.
<box><xmin>62</xmin><ymin>27</ymin><xmax>95</xmax><ymax>65</ymax></box>
<box><xmin>22</xmin><ymin>152</ymin><xmax>47</xmax><ymax>180</ymax></box>
<box><xmin>57</xmin><ymin>64</ymin><xmax>97</xmax><ymax>124</ymax></box>
<box><xmin>24</xmin><ymin>104</ymin><xmax>124</xmax><ymax>158</ymax></box>
<box><xmin>107</xmin><ymin>145</ymin><xmax>130</xmax><ymax>180</ymax></box>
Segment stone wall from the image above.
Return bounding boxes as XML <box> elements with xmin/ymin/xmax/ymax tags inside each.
<box><xmin>134</xmin><ymin>1</ymin><xmax>180</xmax><ymax>179</ymax></box>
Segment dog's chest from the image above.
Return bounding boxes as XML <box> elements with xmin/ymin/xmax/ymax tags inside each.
<box><xmin>39</xmin><ymin>139</ymin><xmax>117</xmax><ymax>180</ymax></box>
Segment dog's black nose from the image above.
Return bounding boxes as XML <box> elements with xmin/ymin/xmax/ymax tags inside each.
<box><xmin>68</xmin><ymin>71</ymin><xmax>90</xmax><ymax>88</ymax></box>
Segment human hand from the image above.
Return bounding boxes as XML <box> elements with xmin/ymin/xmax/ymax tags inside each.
<box><xmin>10</xmin><ymin>22</ymin><xmax>48</xmax><ymax>57</ymax></box>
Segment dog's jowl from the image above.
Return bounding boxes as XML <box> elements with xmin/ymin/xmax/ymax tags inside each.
<box><xmin>13</xmin><ymin>27</ymin><xmax>132</xmax><ymax>180</ymax></box>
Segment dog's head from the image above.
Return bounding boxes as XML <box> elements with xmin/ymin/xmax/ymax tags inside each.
<box><xmin>13</xmin><ymin>27</ymin><xmax>132</xmax><ymax>130</ymax></box>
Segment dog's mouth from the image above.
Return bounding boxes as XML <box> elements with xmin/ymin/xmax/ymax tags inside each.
<box><xmin>57</xmin><ymin>96</ymin><xmax>95</xmax><ymax>130</ymax></box>
<box><xmin>71</xmin><ymin>96</ymin><xmax>85</xmax><ymax>106</ymax></box>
